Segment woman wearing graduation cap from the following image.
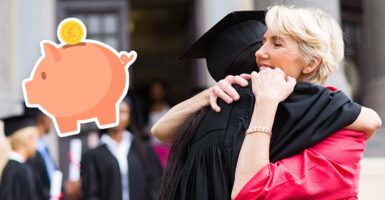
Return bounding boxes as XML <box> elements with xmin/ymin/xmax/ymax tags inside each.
<box><xmin>81</xmin><ymin>98</ymin><xmax>163</xmax><ymax>200</ymax></box>
<box><xmin>0</xmin><ymin>114</ymin><xmax>39</xmax><ymax>200</ymax></box>
<box><xmin>153</xmin><ymin>5</ymin><xmax>382</xmax><ymax>200</ymax></box>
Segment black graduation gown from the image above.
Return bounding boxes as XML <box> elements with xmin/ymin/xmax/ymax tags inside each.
<box><xmin>169</xmin><ymin>82</ymin><xmax>361</xmax><ymax>200</ymax></box>
<box><xmin>26</xmin><ymin>151</ymin><xmax>52</xmax><ymax>200</ymax></box>
<box><xmin>0</xmin><ymin>160</ymin><xmax>37</xmax><ymax>200</ymax></box>
<box><xmin>81</xmin><ymin>139</ymin><xmax>163</xmax><ymax>200</ymax></box>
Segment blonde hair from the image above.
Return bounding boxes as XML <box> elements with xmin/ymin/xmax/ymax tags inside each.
<box><xmin>0</xmin><ymin>126</ymin><xmax>38</xmax><ymax>177</ymax></box>
<box><xmin>0</xmin><ymin>122</ymin><xmax>10</xmax><ymax>177</ymax></box>
<box><xmin>8</xmin><ymin>127</ymin><xmax>38</xmax><ymax>151</ymax></box>
<box><xmin>265</xmin><ymin>5</ymin><xmax>344</xmax><ymax>84</ymax></box>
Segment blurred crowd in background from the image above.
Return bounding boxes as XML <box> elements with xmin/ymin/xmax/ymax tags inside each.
<box><xmin>0</xmin><ymin>79</ymin><xmax>174</xmax><ymax>200</ymax></box>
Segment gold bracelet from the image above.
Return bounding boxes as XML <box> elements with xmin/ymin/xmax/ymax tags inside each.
<box><xmin>245</xmin><ymin>126</ymin><xmax>272</xmax><ymax>136</ymax></box>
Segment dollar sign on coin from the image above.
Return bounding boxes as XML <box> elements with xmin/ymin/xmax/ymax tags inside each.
<box><xmin>58</xmin><ymin>18</ymin><xmax>86</xmax><ymax>45</ymax></box>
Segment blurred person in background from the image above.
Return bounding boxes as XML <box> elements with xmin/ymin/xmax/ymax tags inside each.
<box><xmin>25</xmin><ymin>106</ymin><xmax>82</xmax><ymax>200</ymax></box>
<box><xmin>126</xmin><ymin>89</ymin><xmax>148</xmax><ymax>139</ymax></box>
<box><xmin>0</xmin><ymin>113</ymin><xmax>39</xmax><ymax>200</ymax></box>
<box><xmin>146</xmin><ymin>80</ymin><xmax>172</xmax><ymax>168</ymax></box>
<box><xmin>25</xmin><ymin>107</ymin><xmax>57</xmax><ymax>200</ymax></box>
<box><xmin>81</xmin><ymin>98</ymin><xmax>163</xmax><ymax>200</ymax></box>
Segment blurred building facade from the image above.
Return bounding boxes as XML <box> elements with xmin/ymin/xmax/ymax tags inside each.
<box><xmin>0</xmin><ymin>0</ymin><xmax>59</xmax><ymax>163</ymax></box>
<box><xmin>1</xmin><ymin>0</ymin><xmax>384</xmax><ymax>197</ymax></box>
<box><xmin>3</xmin><ymin>0</ymin><xmax>384</xmax><ymax>117</ymax></box>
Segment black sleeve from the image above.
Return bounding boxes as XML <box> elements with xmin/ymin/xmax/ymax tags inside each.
<box><xmin>270</xmin><ymin>84</ymin><xmax>362</xmax><ymax>162</ymax></box>
<box><xmin>27</xmin><ymin>155</ymin><xmax>50</xmax><ymax>200</ymax></box>
<box><xmin>14</xmin><ymin>168</ymin><xmax>30</xmax><ymax>200</ymax></box>
<box><xmin>0</xmin><ymin>177</ymin><xmax>16</xmax><ymax>200</ymax></box>
<box><xmin>0</xmin><ymin>167</ymin><xmax>26</xmax><ymax>200</ymax></box>
<box><xmin>308</xmin><ymin>91</ymin><xmax>362</xmax><ymax>142</ymax></box>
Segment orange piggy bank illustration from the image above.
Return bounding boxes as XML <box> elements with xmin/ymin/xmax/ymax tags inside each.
<box><xmin>22</xmin><ymin>18</ymin><xmax>137</xmax><ymax>137</ymax></box>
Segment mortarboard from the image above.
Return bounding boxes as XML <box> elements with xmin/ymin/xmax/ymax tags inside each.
<box><xmin>179</xmin><ymin>10</ymin><xmax>267</xmax><ymax>81</ymax></box>
<box><xmin>24</xmin><ymin>106</ymin><xmax>44</xmax><ymax>118</ymax></box>
<box><xmin>3</xmin><ymin>116</ymin><xmax>37</xmax><ymax>137</ymax></box>
<box><xmin>1</xmin><ymin>102</ymin><xmax>40</xmax><ymax>136</ymax></box>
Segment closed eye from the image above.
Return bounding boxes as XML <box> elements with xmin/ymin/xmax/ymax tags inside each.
<box><xmin>274</xmin><ymin>42</ymin><xmax>282</xmax><ymax>47</ymax></box>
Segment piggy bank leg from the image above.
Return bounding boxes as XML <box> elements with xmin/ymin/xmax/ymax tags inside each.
<box><xmin>55</xmin><ymin>117</ymin><xmax>79</xmax><ymax>134</ymax></box>
<box><xmin>96</xmin><ymin>109</ymin><xmax>117</xmax><ymax>127</ymax></box>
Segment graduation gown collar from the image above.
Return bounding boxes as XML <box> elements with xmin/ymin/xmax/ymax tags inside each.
<box><xmin>100</xmin><ymin>131</ymin><xmax>133</xmax><ymax>147</ymax></box>
<box><xmin>9</xmin><ymin>151</ymin><xmax>26</xmax><ymax>163</ymax></box>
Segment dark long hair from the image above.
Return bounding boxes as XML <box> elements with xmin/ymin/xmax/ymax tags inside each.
<box><xmin>160</xmin><ymin>106</ymin><xmax>209</xmax><ymax>200</ymax></box>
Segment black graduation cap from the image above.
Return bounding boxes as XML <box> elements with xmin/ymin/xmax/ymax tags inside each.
<box><xmin>3</xmin><ymin>116</ymin><xmax>37</xmax><ymax>137</ymax></box>
<box><xmin>23</xmin><ymin>105</ymin><xmax>44</xmax><ymax>118</ymax></box>
<box><xmin>179</xmin><ymin>10</ymin><xmax>267</xmax><ymax>81</ymax></box>
<box><xmin>2</xmin><ymin>103</ymin><xmax>41</xmax><ymax>137</ymax></box>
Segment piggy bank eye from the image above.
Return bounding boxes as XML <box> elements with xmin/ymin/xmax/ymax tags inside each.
<box><xmin>41</xmin><ymin>72</ymin><xmax>47</xmax><ymax>80</ymax></box>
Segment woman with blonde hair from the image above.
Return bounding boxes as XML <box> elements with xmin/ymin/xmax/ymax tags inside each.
<box><xmin>0</xmin><ymin>115</ymin><xmax>39</xmax><ymax>200</ymax></box>
<box><xmin>153</xmin><ymin>5</ymin><xmax>382</xmax><ymax>200</ymax></box>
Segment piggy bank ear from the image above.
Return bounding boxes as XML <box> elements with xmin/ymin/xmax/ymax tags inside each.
<box><xmin>41</xmin><ymin>42</ymin><xmax>60</xmax><ymax>62</ymax></box>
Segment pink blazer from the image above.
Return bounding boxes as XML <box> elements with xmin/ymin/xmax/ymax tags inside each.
<box><xmin>235</xmin><ymin>129</ymin><xmax>366</xmax><ymax>200</ymax></box>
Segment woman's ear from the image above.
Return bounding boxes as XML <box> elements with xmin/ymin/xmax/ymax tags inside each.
<box><xmin>302</xmin><ymin>57</ymin><xmax>321</xmax><ymax>75</ymax></box>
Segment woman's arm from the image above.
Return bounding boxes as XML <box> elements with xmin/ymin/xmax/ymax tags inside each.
<box><xmin>151</xmin><ymin>75</ymin><xmax>249</xmax><ymax>143</ymax></box>
<box><xmin>151</xmin><ymin>89</ymin><xmax>210</xmax><ymax>143</ymax></box>
<box><xmin>231</xmin><ymin>68</ymin><xmax>296</xmax><ymax>199</ymax></box>
<box><xmin>345</xmin><ymin>106</ymin><xmax>382</xmax><ymax>140</ymax></box>
<box><xmin>234</xmin><ymin>129</ymin><xmax>366</xmax><ymax>200</ymax></box>
<box><xmin>231</xmin><ymin>100</ymin><xmax>278</xmax><ymax>199</ymax></box>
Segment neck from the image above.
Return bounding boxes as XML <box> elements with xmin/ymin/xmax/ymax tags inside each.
<box><xmin>37</xmin><ymin>124</ymin><xmax>46</xmax><ymax>138</ymax></box>
<box><xmin>108</xmin><ymin>129</ymin><xmax>125</xmax><ymax>143</ymax></box>
<box><xmin>152</xmin><ymin>102</ymin><xmax>166</xmax><ymax>110</ymax></box>
<box><xmin>13</xmin><ymin>148</ymin><xmax>28</xmax><ymax>160</ymax></box>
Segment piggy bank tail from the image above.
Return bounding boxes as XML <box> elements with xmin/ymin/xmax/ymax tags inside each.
<box><xmin>120</xmin><ymin>51</ymin><xmax>137</xmax><ymax>67</ymax></box>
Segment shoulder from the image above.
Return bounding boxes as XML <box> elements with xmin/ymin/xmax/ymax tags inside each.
<box><xmin>309</xmin><ymin>129</ymin><xmax>365</xmax><ymax>165</ymax></box>
<box><xmin>131</xmin><ymin>137</ymin><xmax>155</xmax><ymax>158</ymax></box>
<box><xmin>83</xmin><ymin>144</ymin><xmax>108</xmax><ymax>161</ymax></box>
<box><xmin>6</xmin><ymin>160</ymin><xmax>26</xmax><ymax>171</ymax></box>
<box><xmin>312</xmin><ymin>129</ymin><xmax>365</xmax><ymax>150</ymax></box>
<box><xmin>237</xmin><ymin>82</ymin><xmax>254</xmax><ymax>99</ymax></box>
<box><xmin>225</xmin><ymin>84</ymin><xmax>255</xmax><ymax>117</ymax></box>
<box><xmin>26</xmin><ymin>152</ymin><xmax>44</xmax><ymax>166</ymax></box>
<box><xmin>2</xmin><ymin>161</ymin><xmax>29</xmax><ymax>180</ymax></box>
<box><xmin>2</xmin><ymin>161</ymin><xmax>18</xmax><ymax>177</ymax></box>
<box><xmin>90</xmin><ymin>144</ymin><xmax>107</xmax><ymax>153</ymax></box>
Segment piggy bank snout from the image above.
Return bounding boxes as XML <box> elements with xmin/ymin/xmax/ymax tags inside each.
<box><xmin>24</xmin><ymin>80</ymin><xmax>39</xmax><ymax>105</ymax></box>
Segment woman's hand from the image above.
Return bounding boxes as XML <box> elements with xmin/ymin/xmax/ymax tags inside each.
<box><xmin>152</xmin><ymin>74</ymin><xmax>249</xmax><ymax>142</ymax></box>
<box><xmin>232</xmin><ymin>67</ymin><xmax>296</xmax><ymax>199</ymax></box>
<box><xmin>208</xmin><ymin>74</ymin><xmax>251</xmax><ymax>112</ymax></box>
<box><xmin>251</xmin><ymin>67</ymin><xmax>296</xmax><ymax>103</ymax></box>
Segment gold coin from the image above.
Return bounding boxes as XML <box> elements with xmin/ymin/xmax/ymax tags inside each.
<box><xmin>58</xmin><ymin>19</ymin><xmax>86</xmax><ymax>45</ymax></box>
